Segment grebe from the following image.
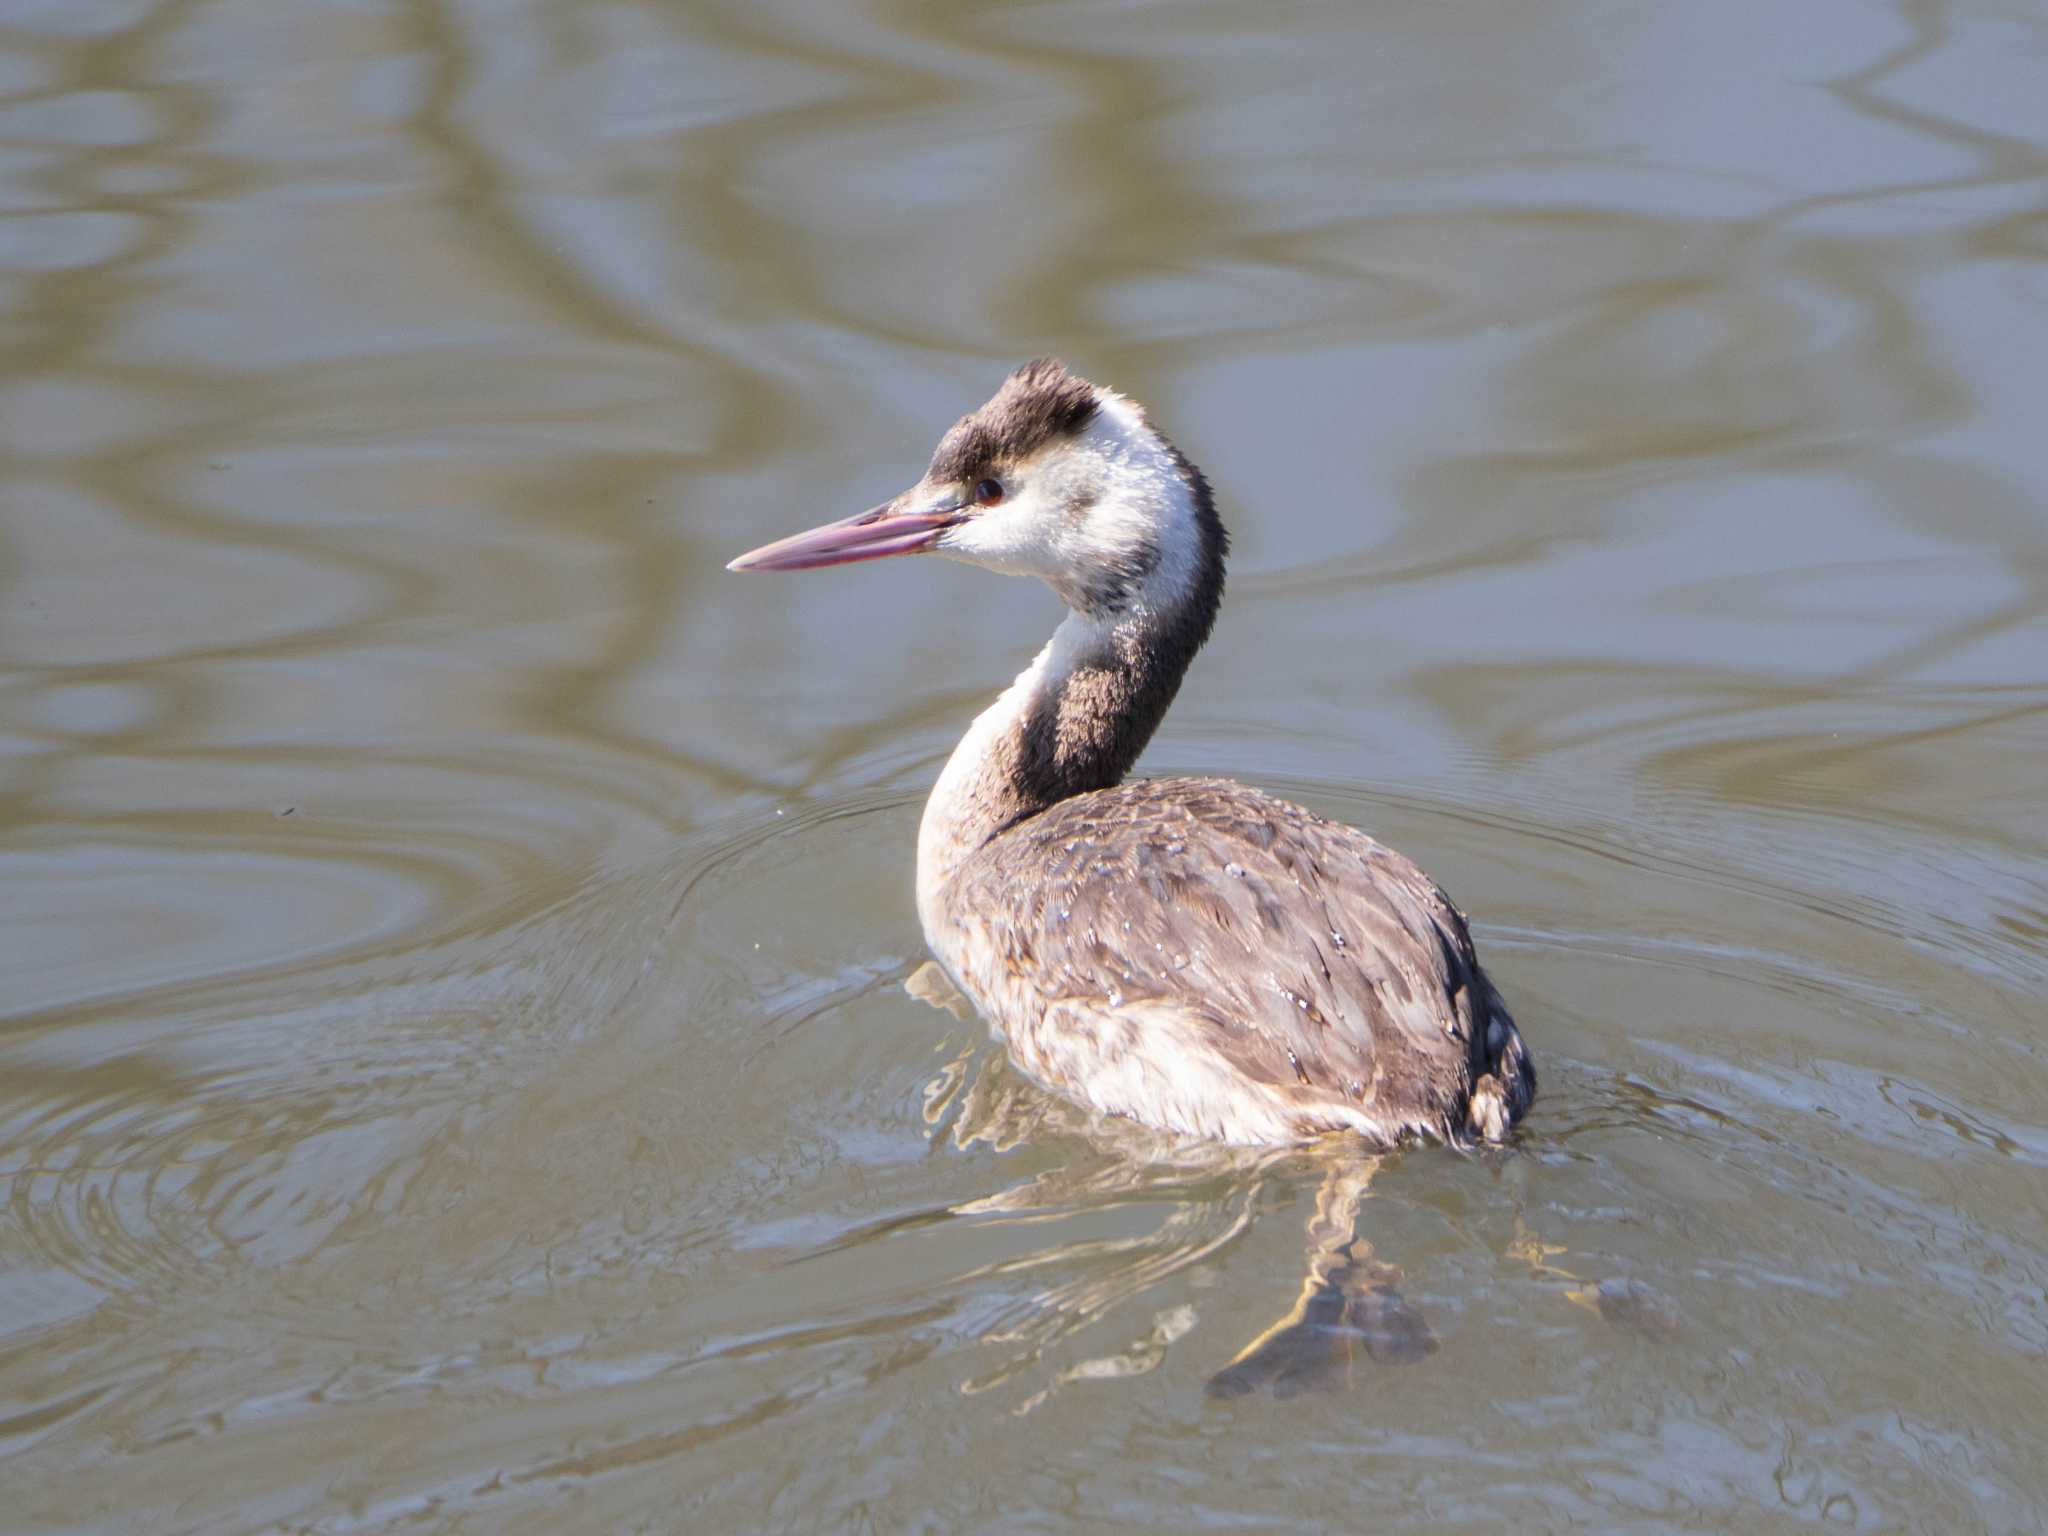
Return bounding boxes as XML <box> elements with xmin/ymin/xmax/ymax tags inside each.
<box><xmin>730</xmin><ymin>360</ymin><xmax>1534</xmax><ymax>1148</ymax></box>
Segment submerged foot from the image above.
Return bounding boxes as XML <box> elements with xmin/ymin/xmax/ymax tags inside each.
<box><xmin>1206</xmin><ymin>1255</ymin><xmax>1436</xmax><ymax>1399</ymax></box>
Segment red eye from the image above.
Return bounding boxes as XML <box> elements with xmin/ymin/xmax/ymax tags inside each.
<box><xmin>974</xmin><ymin>478</ymin><xmax>1005</xmax><ymax>507</ymax></box>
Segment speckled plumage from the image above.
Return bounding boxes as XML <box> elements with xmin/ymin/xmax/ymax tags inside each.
<box><xmin>934</xmin><ymin>776</ymin><xmax>1530</xmax><ymax>1146</ymax></box>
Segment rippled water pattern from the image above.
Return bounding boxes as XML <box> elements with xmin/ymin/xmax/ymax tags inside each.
<box><xmin>3</xmin><ymin>0</ymin><xmax>2045</xmax><ymax>1531</ymax></box>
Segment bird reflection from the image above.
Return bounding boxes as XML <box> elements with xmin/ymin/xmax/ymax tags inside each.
<box><xmin>910</xmin><ymin>962</ymin><xmax>1437</xmax><ymax>1400</ymax></box>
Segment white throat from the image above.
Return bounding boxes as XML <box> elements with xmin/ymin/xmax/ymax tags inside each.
<box><xmin>915</xmin><ymin>608</ymin><xmax>1109</xmax><ymax>947</ymax></box>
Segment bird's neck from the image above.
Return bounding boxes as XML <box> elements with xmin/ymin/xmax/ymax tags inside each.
<box><xmin>916</xmin><ymin>576</ymin><xmax>1219</xmax><ymax>946</ymax></box>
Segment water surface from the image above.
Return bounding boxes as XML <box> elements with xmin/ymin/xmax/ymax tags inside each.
<box><xmin>3</xmin><ymin>0</ymin><xmax>2046</xmax><ymax>1530</ymax></box>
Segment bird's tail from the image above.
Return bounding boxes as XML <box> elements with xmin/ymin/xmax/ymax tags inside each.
<box><xmin>1467</xmin><ymin>992</ymin><xmax>1535</xmax><ymax>1142</ymax></box>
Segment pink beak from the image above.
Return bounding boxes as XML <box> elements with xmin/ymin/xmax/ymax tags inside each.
<box><xmin>727</xmin><ymin>498</ymin><xmax>965</xmax><ymax>573</ymax></box>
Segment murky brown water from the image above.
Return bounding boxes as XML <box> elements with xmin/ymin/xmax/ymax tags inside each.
<box><xmin>4</xmin><ymin>0</ymin><xmax>2046</xmax><ymax>1530</ymax></box>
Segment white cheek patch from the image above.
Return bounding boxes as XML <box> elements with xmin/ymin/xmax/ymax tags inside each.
<box><xmin>934</xmin><ymin>387</ymin><xmax>1201</xmax><ymax>612</ymax></box>
<box><xmin>1063</xmin><ymin>394</ymin><xmax>1201</xmax><ymax>611</ymax></box>
<box><xmin>942</xmin><ymin>495</ymin><xmax>1067</xmax><ymax>579</ymax></box>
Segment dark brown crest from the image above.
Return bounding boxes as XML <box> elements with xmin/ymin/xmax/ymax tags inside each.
<box><xmin>927</xmin><ymin>358</ymin><xmax>1103</xmax><ymax>484</ymax></box>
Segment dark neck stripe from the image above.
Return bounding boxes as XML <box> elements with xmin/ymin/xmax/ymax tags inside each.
<box><xmin>1002</xmin><ymin>447</ymin><xmax>1227</xmax><ymax>824</ymax></box>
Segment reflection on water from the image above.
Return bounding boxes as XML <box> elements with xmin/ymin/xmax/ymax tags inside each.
<box><xmin>3</xmin><ymin>0</ymin><xmax>2046</xmax><ymax>1529</ymax></box>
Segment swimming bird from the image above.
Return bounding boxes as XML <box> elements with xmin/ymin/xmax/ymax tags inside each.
<box><xmin>730</xmin><ymin>360</ymin><xmax>1534</xmax><ymax>1148</ymax></box>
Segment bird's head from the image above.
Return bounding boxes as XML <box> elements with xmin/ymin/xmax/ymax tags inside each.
<box><xmin>729</xmin><ymin>359</ymin><xmax>1223</xmax><ymax>619</ymax></box>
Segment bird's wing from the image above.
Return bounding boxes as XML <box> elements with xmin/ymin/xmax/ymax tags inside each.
<box><xmin>942</xmin><ymin>777</ymin><xmax>1490</xmax><ymax>1134</ymax></box>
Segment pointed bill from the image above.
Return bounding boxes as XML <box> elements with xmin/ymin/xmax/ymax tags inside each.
<box><xmin>727</xmin><ymin>498</ymin><xmax>964</xmax><ymax>573</ymax></box>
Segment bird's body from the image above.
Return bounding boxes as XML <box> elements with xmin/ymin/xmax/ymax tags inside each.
<box><xmin>732</xmin><ymin>360</ymin><xmax>1534</xmax><ymax>1148</ymax></box>
<box><xmin>937</xmin><ymin>776</ymin><xmax>1523</xmax><ymax>1145</ymax></box>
